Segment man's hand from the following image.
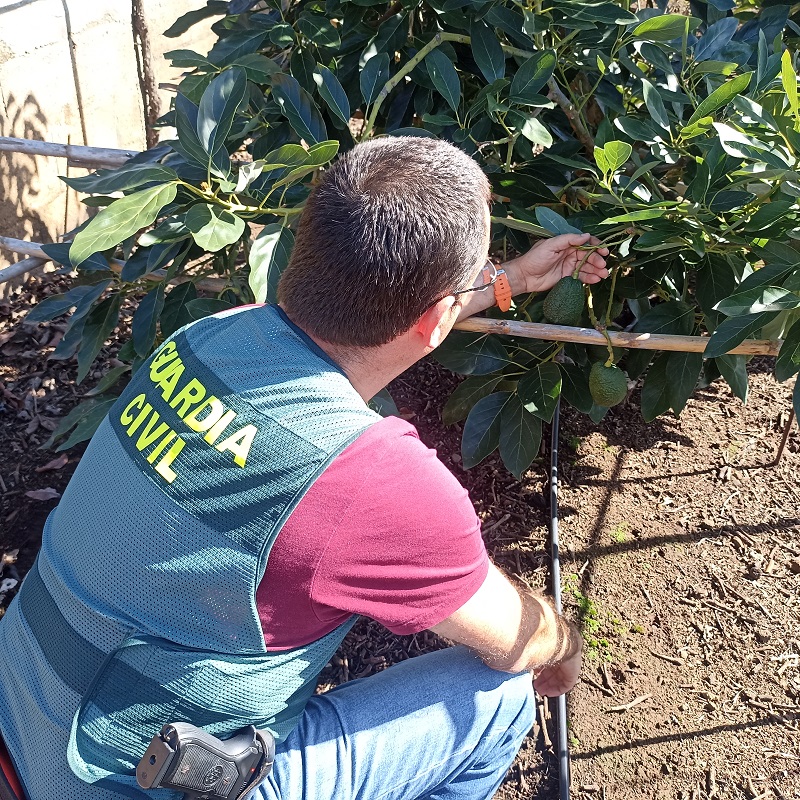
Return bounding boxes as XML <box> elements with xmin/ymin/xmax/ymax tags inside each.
<box><xmin>430</xmin><ymin>564</ymin><xmax>584</xmax><ymax>697</ymax></box>
<box><xmin>533</xmin><ymin>621</ymin><xmax>583</xmax><ymax>697</ymax></box>
<box><xmin>503</xmin><ymin>233</ymin><xmax>610</xmax><ymax>295</ymax></box>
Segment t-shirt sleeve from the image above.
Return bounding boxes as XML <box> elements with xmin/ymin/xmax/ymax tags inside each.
<box><xmin>310</xmin><ymin>417</ymin><xmax>489</xmax><ymax>635</ymax></box>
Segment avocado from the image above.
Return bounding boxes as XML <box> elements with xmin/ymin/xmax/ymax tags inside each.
<box><xmin>542</xmin><ymin>276</ymin><xmax>585</xmax><ymax>327</ymax></box>
<box><xmin>589</xmin><ymin>362</ymin><xmax>628</xmax><ymax>407</ymax></box>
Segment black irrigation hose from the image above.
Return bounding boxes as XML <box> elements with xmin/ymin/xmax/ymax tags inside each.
<box><xmin>548</xmin><ymin>398</ymin><xmax>571</xmax><ymax>800</ymax></box>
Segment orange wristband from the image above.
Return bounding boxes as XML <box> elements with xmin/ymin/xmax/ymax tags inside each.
<box><xmin>494</xmin><ymin>268</ymin><xmax>512</xmax><ymax>312</ymax></box>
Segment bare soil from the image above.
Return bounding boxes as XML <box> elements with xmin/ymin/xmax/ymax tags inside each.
<box><xmin>1</xmin><ymin>273</ymin><xmax>799</xmax><ymax>799</ymax></box>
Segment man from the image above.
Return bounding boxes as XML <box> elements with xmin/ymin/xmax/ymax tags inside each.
<box><xmin>0</xmin><ymin>136</ymin><xmax>608</xmax><ymax>800</ymax></box>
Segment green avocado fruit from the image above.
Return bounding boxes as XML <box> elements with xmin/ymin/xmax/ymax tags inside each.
<box><xmin>589</xmin><ymin>362</ymin><xmax>628</xmax><ymax>407</ymax></box>
<box><xmin>542</xmin><ymin>276</ymin><xmax>585</xmax><ymax>327</ymax></box>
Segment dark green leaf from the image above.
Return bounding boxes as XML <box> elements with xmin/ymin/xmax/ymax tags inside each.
<box><xmin>361</xmin><ymin>53</ymin><xmax>390</xmax><ymax>105</ymax></box>
<box><xmin>641</xmin><ymin>353</ymin><xmax>670</xmax><ymax>422</ymax></box>
<box><xmin>26</xmin><ymin>283</ymin><xmax>108</xmax><ymax>324</ymax></box>
<box><xmin>268</xmin><ymin>24</ymin><xmax>295</xmax><ymax>47</ymax></box>
<box><xmin>693</xmin><ymin>17</ymin><xmax>738</xmax><ymax>62</ymax></box>
<box><xmin>369</xmin><ymin>388</ymin><xmax>399</xmax><ymax>418</ymax></box>
<box><xmin>631</xmin><ymin>14</ymin><xmax>692</xmax><ymax>43</ymax></box>
<box><xmin>632</xmin><ymin>300</ymin><xmax>695</xmax><ymax>336</ymax></box>
<box><xmin>298</xmin><ymin>13</ymin><xmax>341</xmax><ymax>49</ymax></box>
<box><xmin>42</xmin><ymin>397</ymin><xmax>117</xmax><ymax>452</ymax></box>
<box><xmin>62</xmin><ymin>164</ymin><xmax>178</xmax><ymax>194</ymax></box>
<box><xmin>470</xmin><ymin>19</ymin><xmax>505</xmax><ymax>84</ymax></box>
<box><xmin>69</xmin><ymin>183</ymin><xmax>177</xmax><ymax>267</ymax></box>
<box><xmin>121</xmin><ymin>242</ymin><xmax>182</xmax><ymax>282</ymax></box>
<box><xmin>559</xmin><ymin>363</ymin><xmax>593</xmax><ymax>413</ymax></box>
<box><xmin>426</xmin><ymin>48</ymin><xmax>461</xmax><ymax>112</ymax></box>
<box><xmin>164</xmin><ymin>2</ymin><xmax>227</xmax><ymax>37</ymax></box>
<box><xmin>271</xmin><ymin>73</ymin><xmax>327</xmax><ymax>144</ymax></box>
<box><xmin>139</xmin><ymin>214</ymin><xmax>191</xmax><ymax>247</ymax></box>
<box><xmin>535</xmin><ymin>207</ymin><xmax>582</xmax><ymax>236</ymax></box>
<box><xmin>641</xmin><ymin>78</ymin><xmax>670</xmax><ymax>130</ymax></box>
<box><xmin>490</xmin><ymin>173</ymin><xmax>556</xmax><ymax>204</ymax></box>
<box><xmin>207</xmin><ymin>30</ymin><xmax>268</xmax><ymax>68</ymax></box>
<box><xmin>695</xmin><ymin>256</ymin><xmax>737</xmax><ymax>324</ymax></box>
<box><xmin>76</xmin><ymin>294</ymin><xmax>122</xmax><ymax>383</ymax></box>
<box><xmin>165</xmin><ymin>49</ymin><xmax>214</xmax><ymax>69</ymax></box>
<box><xmin>185</xmin><ymin>204</ymin><xmax>246</xmax><ymax>251</ymax></box>
<box><xmin>776</xmin><ymin>320</ymin><xmax>800</xmax><ymax>381</ymax></box>
<box><xmin>666</xmin><ymin>351</ymin><xmax>703</xmax><ymax>414</ymax></box>
<box><xmin>175</xmin><ymin>93</ymin><xmax>227</xmax><ymax>176</ymax></box>
<box><xmin>248</xmin><ymin>223</ymin><xmax>295</xmax><ymax>304</ymax></box>
<box><xmin>434</xmin><ymin>332</ymin><xmax>510</xmax><ymax>375</ymax></box>
<box><xmin>716</xmin><ymin>354</ymin><xmax>749</xmax><ymax>401</ymax></box>
<box><xmin>518</xmin><ymin>363</ymin><xmax>562</xmax><ymax>422</ymax></box>
<box><xmin>687</xmin><ymin>72</ymin><xmax>752</xmax><ymax>126</ymax></box>
<box><xmin>499</xmin><ymin>395</ymin><xmax>542</xmax><ymax>478</ymax></box>
<box><xmin>703</xmin><ymin>311</ymin><xmax>777</xmax><ymax>358</ymax></box>
<box><xmin>40</xmin><ymin>242</ymin><xmax>109</xmax><ymax>273</ymax></box>
<box><xmin>442</xmin><ymin>375</ymin><xmax>502</xmax><ymax>425</ymax></box>
<box><xmin>185</xmin><ymin>298</ymin><xmax>236</xmax><ymax>320</ymax></box>
<box><xmin>510</xmin><ymin>50</ymin><xmax>556</xmax><ymax>100</ymax></box>
<box><xmin>160</xmin><ymin>282</ymin><xmax>198</xmax><ymax>338</ymax></box>
<box><xmin>314</xmin><ymin>65</ymin><xmax>351</xmax><ymax>128</ymax></box>
<box><xmin>461</xmin><ymin>392</ymin><xmax>510</xmax><ymax>468</ymax></box>
<box><xmin>230</xmin><ymin>53</ymin><xmax>281</xmax><ymax>83</ymax></box>
<box><xmin>132</xmin><ymin>284</ymin><xmax>165</xmax><ymax>358</ymax></box>
<box><xmin>84</xmin><ymin>365</ymin><xmax>130</xmax><ymax>397</ymax></box>
<box><xmin>715</xmin><ymin>286</ymin><xmax>800</xmax><ymax>316</ymax></box>
<box><xmin>291</xmin><ymin>49</ymin><xmax>318</xmax><ymax>94</ymax></box>
<box><xmin>197</xmin><ymin>67</ymin><xmax>248</xmax><ymax>157</ymax></box>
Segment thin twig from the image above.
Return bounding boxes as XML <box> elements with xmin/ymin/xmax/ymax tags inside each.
<box><xmin>606</xmin><ymin>694</ymin><xmax>652</xmax><ymax>713</ymax></box>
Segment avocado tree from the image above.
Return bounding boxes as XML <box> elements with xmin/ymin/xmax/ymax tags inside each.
<box><xmin>29</xmin><ymin>0</ymin><xmax>800</xmax><ymax>477</ymax></box>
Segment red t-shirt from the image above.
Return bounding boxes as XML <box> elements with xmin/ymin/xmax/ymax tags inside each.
<box><xmin>256</xmin><ymin>416</ymin><xmax>488</xmax><ymax>650</ymax></box>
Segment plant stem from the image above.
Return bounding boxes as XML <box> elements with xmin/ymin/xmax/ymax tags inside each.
<box><xmin>360</xmin><ymin>32</ymin><xmax>535</xmax><ymax>138</ymax></box>
<box><xmin>604</xmin><ymin>264</ymin><xmax>620</xmax><ymax>328</ymax></box>
<box><xmin>547</xmin><ymin>78</ymin><xmax>595</xmax><ymax>155</ymax></box>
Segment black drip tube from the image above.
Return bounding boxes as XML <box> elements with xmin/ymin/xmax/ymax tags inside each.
<box><xmin>548</xmin><ymin>398</ymin><xmax>571</xmax><ymax>800</ymax></box>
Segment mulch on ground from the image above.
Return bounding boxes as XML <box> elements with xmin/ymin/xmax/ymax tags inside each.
<box><xmin>1</xmin><ymin>272</ymin><xmax>799</xmax><ymax>799</ymax></box>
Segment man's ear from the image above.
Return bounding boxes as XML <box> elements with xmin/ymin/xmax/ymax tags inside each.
<box><xmin>415</xmin><ymin>295</ymin><xmax>459</xmax><ymax>351</ymax></box>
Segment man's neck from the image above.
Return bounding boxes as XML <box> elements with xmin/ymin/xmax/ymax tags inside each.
<box><xmin>282</xmin><ymin>309</ymin><xmax>414</xmax><ymax>403</ymax></box>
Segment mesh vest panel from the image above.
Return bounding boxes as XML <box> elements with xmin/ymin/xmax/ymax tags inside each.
<box><xmin>0</xmin><ymin>305</ymin><xmax>378</xmax><ymax>799</ymax></box>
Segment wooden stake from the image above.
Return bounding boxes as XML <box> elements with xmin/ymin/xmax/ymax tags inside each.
<box><xmin>0</xmin><ymin>236</ymin><xmax>224</xmax><ymax>293</ymax></box>
<box><xmin>0</xmin><ymin>136</ymin><xmax>134</xmax><ymax>168</ymax></box>
<box><xmin>773</xmin><ymin>408</ymin><xmax>796</xmax><ymax>466</ymax></box>
<box><xmin>454</xmin><ymin>316</ymin><xmax>782</xmax><ymax>357</ymax></box>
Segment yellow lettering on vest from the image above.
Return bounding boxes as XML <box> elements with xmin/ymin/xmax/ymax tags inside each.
<box><xmin>157</xmin><ymin>362</ymin><xmax>185</xmax><ymax>403</ymax></box>
<box><xmin>169</xmin><ymin>378</ymin><xmax>206</xmax><ymax>418</ymax></box>
<box><xmin>184</xmin><ymin>396</ymin><xmax>224</xmax><ymax>431</ymax></box>
<box><xmin>215</xmin><ymin>424</ymin><xmax>257</xmax><ymax>467</ymax></box>
<box><xmin>127</xmin><ymin>403</ymin><xmax>153</xmax><ymax>437</ymax></box>
<box><xmin>149</xmin><ymin>344</ymin><xmax>179</xmax><ymax>381</ymax></box>
<box><xmin>155</xmin><ymin>437</ymin><xmax>185</xmax><ymax>484</ymax></box>
<box><xmin>120</xmin><ymin>393</ymin><xmax>146</xmax><ymax>426</ymax></box>
<box><xmin>135</xmin><ymin>410</ymin><xmax>170</xmax><ymax>452</ymax></box>
<box><xmin>146</xmin><ymin>430</ymin><xmax>177</xmax><ymax>464</ymax></box>
<box><xmin>203</xmin><ymin>409</ymin><xmax>237</xmax><ymax>445</ymax></box>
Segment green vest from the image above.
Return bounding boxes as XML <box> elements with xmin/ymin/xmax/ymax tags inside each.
<box><xmin>0</xmin><ymin>305</ymin><xmax>379</xmax><ymax>799</ymax></box>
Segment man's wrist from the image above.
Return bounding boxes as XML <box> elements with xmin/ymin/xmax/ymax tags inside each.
<box><xmin>498</xmin><ymin>258</ymin><xmax>529</xmax><ymax>298</ymax></box>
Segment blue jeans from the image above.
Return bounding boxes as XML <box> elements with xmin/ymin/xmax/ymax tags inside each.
<box><xmin>256</xmin><ymin>646</ymin><xmax>536</xmax><ymax>800</ymax></box>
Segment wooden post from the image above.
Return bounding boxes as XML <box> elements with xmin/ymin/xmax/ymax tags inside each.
<box><xmin>453</xmin><ymin>317</ymin><xmax>782</xmax><ymax>357</ymax></box>
<box><xmin>0</xmin><ymin>136</ymin><xmax>134</xmax><ymax>168</ymax></box>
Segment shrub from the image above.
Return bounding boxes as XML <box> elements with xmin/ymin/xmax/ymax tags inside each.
<box><xmin>32</xmin><ymin>0</ymin><xmax>800</xmax><ymax>477</ymax></box>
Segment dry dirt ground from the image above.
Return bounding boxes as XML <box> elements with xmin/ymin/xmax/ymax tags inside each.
<box><xmin>1</xmin><ymin>273</ymin><xmax>799</xmax><ymax>800</ymax></box>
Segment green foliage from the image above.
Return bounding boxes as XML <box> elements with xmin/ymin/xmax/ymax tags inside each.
<box><xmin>31</xmin><ymin>0</ymin><xmax>800</xmax><ymax>473</ymax></box>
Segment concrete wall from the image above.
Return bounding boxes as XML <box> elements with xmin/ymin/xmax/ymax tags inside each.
<box><xmin>0</xmin><ymin>0</ymin><xmax>220</xmax><ymax>271</ymax></box>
